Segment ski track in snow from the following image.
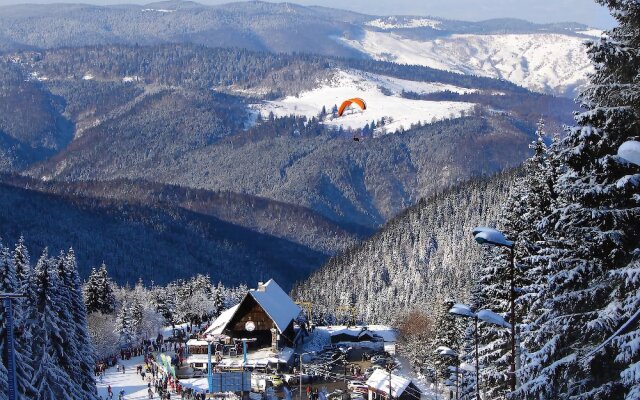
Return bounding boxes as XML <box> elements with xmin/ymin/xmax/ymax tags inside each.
<box><xmin>341</xmin><ymin>31</ymin><xmax>594</xmax><ymax>97</ymax></box>
<box><xmin>254</xmin><ymin>69</ymin><xmax>477</xmax><ymax>134</ymax></box>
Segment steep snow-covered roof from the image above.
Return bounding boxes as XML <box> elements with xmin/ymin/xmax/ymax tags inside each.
<box><xmin>205</xmin><ymin>304</ymin><xmax>240</xmax><ymax>335</ymax></box>
<box><xmin>249</xmin><ymin>279</ymin><xmax>301</xmax><ymax>333</ymax></box>
<box><xmin>366</xmin><ymin>369</ymin><xmax>416</xmax><ymax>398</ymax></box>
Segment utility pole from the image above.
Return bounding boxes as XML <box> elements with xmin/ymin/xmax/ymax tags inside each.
<box><xmin>387</xmin><ymin>362</ymin><xmax>394</xmax><ymax>400</ymax></box>
<box><xmin>1</xmin><ymin>293</ymin><xmax>26</xmax><ymax>400</ymax></box>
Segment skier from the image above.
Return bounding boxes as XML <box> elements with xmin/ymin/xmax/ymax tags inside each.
<box><xmin>148</xmin><ymin>387</ymin><xmax>154</xmax><ymax>399</ymax></box>
<box><xmin>107</xmin><ymin>385</ymin><xmax>113</xmax><ymax>399</ymax></box>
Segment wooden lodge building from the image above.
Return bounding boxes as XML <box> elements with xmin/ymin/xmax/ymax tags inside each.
<box><xmin>205</xmin><ymin>279</ymin><xmax>302</xmax><ymax>348</ymax></box>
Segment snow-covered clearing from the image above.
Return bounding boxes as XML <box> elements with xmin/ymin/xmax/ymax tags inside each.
<box><xmin>341</xmin><ymin>31</ymin><xmax>593</xmax><ymax>96</ymax></box>
<box><xmin>254</xmin><ymin>70</ymin><xmax>476</xmax><ymax>134</ymax></box>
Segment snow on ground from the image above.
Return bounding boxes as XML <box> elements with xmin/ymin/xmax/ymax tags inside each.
<box><xmin>254</xmin><ymin>70</ymin><xmax>476</xmax><ymax>134</ymax></box>
<box><xmin>83</xmin><ymin>74</ymin><xmax>94</xmax><ymax>80</ymax></box>
<box><xmin>577</xmin><ymin>29</ymin><xmax>604</xmax><ymax>38</ymax></box>
<box><xmin>366</xmin><ymin>17</ymin><xmax>442</xmax><ymax>30</ymax></box>
<box><xmin>341</xmin><ymin>31</ymin><xmax>593</xmax><ymax>97</ymax></box>
<box><xmin>97</xmin><ymin>356</ymin><xmax>154</xmax><ymax>399</ymax></box>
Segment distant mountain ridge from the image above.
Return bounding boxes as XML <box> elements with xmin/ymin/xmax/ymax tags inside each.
<box><xmin>0</xmin><ymin>1</ymin><xmax>597</xmax><ymax>96</ymax></box>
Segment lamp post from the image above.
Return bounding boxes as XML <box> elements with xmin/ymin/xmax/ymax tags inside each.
<box><xmin>472</xmin><ymin>227</ymin><xmax>517</xmax><ymax>393</ymax></box>
<box><xmin>1</xmin><ymin>292</ymin><xmax>25</xmax><ymax>400</ymax></box>
<box><xmin>205</xmin><ymin>335</ymin><xmax>215</xmax><ymax>393</ymax></box>
<box><xmin>449</xmin><ymin>303</ymin><xmax>511</xmax><ymax>400</ymax></box>
<box><xmin>436</xmin><ymin>346</ymin><xmax>459</xmax><ymax>400</ymax></box>
<box><xmin>299</xmin><ymin>351</ymin><xmax>316</xmax><ymax>400</ymax></box>
<box><xmin>618</xmin><ymin>140</ymin><xmax>640</xmax><ymax>166</ymax></box>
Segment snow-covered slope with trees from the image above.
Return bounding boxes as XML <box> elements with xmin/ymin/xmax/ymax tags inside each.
<box><xmin>255</xmin><ymin>69</ymin><xmax>478</xmax><ymax>133</ymax></box>
<box><xmin>293</xmin><ymin>170</ymin><xmax>518</xmax><ymax>324</ymax></box>
<box><xmin>341</xmin><ymin>30</ymin><xmax>594</xmax><ymax>97</ymax></box>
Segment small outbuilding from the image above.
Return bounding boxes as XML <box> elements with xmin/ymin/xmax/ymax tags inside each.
<box><xmin>366</xmin><ymin>369</ymin><xmax>422</xmax><ymax>400</ymax></box>
<box><xmin>330</xmin><ymin>328</ymin><xmax>382</xmax><ymax>344</ymax></box>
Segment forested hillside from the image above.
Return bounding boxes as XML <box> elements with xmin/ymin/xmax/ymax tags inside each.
<box><xmin>0</xmin><ymin>182</ymin><xmax>324</xmax><ymax>287</ymax></box>
<box><xmin>0</xmin><ymin>43</ymin><xmax>573</xmax><ymax>285</ymax></box>
<box><xmin>0</xmin><ymin>44</ymin><xmax>565</xmax><ymax>229</ymax></box>
<box><xmin>293</xmin><ymin>170</ymin><xmax>517</xmax><ymax>323</ymax></box>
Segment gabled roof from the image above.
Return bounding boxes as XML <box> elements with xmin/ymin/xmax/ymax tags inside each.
<box><xmin>366</xmin><ymin>369</ymin><xmax>417</xmax><ymax>398</ymax></box>
<box><xmin>248</xmin><ymin>279</ymin><xmax>301</xmax><ymax>333</ymax></box>
<box><xmin>204</xmin><ymin>279</ymin><xmax>301</xmax><ymax>336</ymax></box>
<box><xmin>205</xmin><ymin>304</ymin><xmax>240</xmax><ymax>335</ymax></box>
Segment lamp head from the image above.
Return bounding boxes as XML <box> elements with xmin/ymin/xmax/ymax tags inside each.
<box><xmin>473</xmin><ymin>229</ymin><xmax>513</xmax><ymax>248</ymax></box>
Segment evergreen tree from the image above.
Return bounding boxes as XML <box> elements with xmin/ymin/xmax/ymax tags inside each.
<box><xmin>84</xmin><ymin>263</ymin><xmax>116</xmax><ymax>314</ymax></box>
<box><xmin>431</xmin><ymin>299</ymin><xmax>463</xmax><ymax>379</ymax></box>
<box><xmin>115</xmin><ymin>299</ymin><xmax>135</xmax><ymax>347</ymax></box>
<box><xmin>130</xmin><ymin>297</ymin><xmax>144</xmax><ymax>337</ymax></box>
<box><xmin>31</xmin><ymin>249</ymin><xmax>74</xmax><ymax>399</ymax></box>
<box><xmin>516</xmin><ymin>1</ymin><xmax>640</xmax><ymax>398</ymax></box>
<box><xmin>63</xmin><ymin>249</ymin><xmax>98</xmax><ymax>399</ymax></box>
<box><xmin>53</xmin><ymin>252</ymin><xmax>83</xmax><ymax>399</ymax></box>
<box><xmin>212</xmin><ymin>283</ymin><xmax>224</xmax><ymax>318</ymax></box>
<box><xmin>0</xmin><ymin>239</ymin><xmax>36</xmax><ymax>398</ymax></box>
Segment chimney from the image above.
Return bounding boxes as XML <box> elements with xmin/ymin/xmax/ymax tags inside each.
<box><xmin>257</xmin><ymin>281</ymin><xmax>266</xmax><ymax>292</ymax></box>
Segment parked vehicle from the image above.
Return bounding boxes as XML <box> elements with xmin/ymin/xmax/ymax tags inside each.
<box><xmin>347</xmin><ymin>381</ymin><xmax>368</xmax><ymax>394</ymax></box>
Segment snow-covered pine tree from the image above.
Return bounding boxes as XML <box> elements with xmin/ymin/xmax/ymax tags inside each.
<box><xmin>130</xmin><ymin>297</ymin><xmax>144</xmax><ymax>337</ymax></box>
<box><xmin>84</xmin><ymin>263</ymin><xmax>116</xmax><ymax>315</ymax></box>
<box><xmin>431</xmin><ymin>299</ymin><xmax>463</xmax><ymax>380</ymax></box>
<box><xmin>516</xmin><ymin>1</ymin><xmax>640</xmax><ymax>398</ymax></box>
<box><xmin>0</xmin><ymin>239</ymin><xmax>36</xmax><ymax>398</ymax></box>
<box><xmin>115</xmin><ymin>299</ymin><xmax>135</xmax><ymax>348</ymax></box>
<box><xmin>31</xmin><ymin>249</ymin><xmax>74</xmax><ymax>399</ymax></box>
<box><xmin>84</xmin><ymin>267</ymin><xmax>101</xmax><ymax>314</ymax></box>
<box><xmin>63</xmin><ymin>249</ymin><xmax>98</xmax><ymax>399</ymax></box>
<box><xmin>0</xmin><ymin>240</ymin><xmax>13</xmax><ymax>400</ymax></box>
<box><xmin>212</xmin><ymin>283</ymin><xmax>224</xmax><ymax>319</ymax></box>
<box><xmin>474</xmin><ymin>243</ymin><xmax>512</xmax><ymax>400</ymax></box>
<box><xmin>53</xmin><ymin>251</ymin><xmax>84</xmax><ymax>399</ymax></box>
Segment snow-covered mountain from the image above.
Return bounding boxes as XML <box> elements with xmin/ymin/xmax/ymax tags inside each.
<box><xmin>341</xmin><ymin>29</ymin><xmax>595</xmax><ymax>97</ymax></box>
<box><xmin>0</xmin><ymin>1</ymin><xmax>599</xmax><ymax>97</ymax></box>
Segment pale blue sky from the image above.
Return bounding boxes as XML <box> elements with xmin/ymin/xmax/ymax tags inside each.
<box><xmin>0</xmin><ymin>0</ymin><xmax>616</xmax><ymax>28</ymax></box>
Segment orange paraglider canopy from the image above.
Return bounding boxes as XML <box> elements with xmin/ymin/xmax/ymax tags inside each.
<box><xmin>338</xmin><ymin>98</ymin><xmax>367</xmax><ymax>116</ymax></box>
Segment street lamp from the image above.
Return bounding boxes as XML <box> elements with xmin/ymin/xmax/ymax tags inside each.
<box><xmin>436</xmin><ymin>346</ymin><xmax>459</xmax><ymax>400</ymax></box>
<box><xmin>618</xmin><ymin>140</ymin><xmax>640</xmax><ymax>166</ymax></box>
<box><xmin>1</xmin><ymin>292</ymin><xmax>25</xmax><ymax>400</ymax></box>
<box><xmin>449</xmin><ymin>303</ymin><xmax>512</xmax><ymax>400</ymax></box>
<box><xmin>472</xmin><ymin>227</ymin><xmax>517</xmax><ymax>393</ymax></box>
<box><xmin>298</xmin><ymin>351</ymin><xmax>315</xmax><ymax>400</ymax></box>
<box><xmin>204</xmin><ymin>335</ymin><xmax>216</xmax><ymax>393</ymax></box>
